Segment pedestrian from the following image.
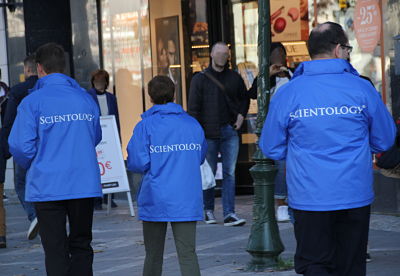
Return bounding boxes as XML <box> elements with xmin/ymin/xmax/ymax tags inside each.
<box><xmin>88</xmin><ymin>69</ymin><xmax>120</xmax><ymax>210</ymax></box>
<box><xmin>9</xmin><ymin>43</ymin><xmax>102</xmax><ymax>276</ymax></box>
<box><xmin>259</xmin><ymin>22</ymin><xmax>396</xmax><ymax>276</ymax></box>
<box><xmin>248</xmin><ymin>42</ymin><xmax>292</xmax><ymax>222</ymax></box>
<box><xmin>0</xmin><ymin>55</ymin><xmax>39</xmax><ymax>241</ymax></box>
<box><xmin>0</xmin><ymin>68</ymin><xmax>8</xmax><ymax>248</ymax></box>
<box><xmin>127</xmin><ymin>75</ymin><xmax>206</xmax><ymax>276</ymax></box>
<box><xmin>188</xmin><ymin>41</ymin><xmax>249</xmax><ymax>226</ymax></box>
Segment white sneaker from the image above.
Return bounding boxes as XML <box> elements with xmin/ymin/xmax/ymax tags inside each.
<box><xmin>27</xmin><ymin>217</ymin><xmax>39</xmax><ymax>240</ymax></box>
<box><xmin>204</xmin><ymin>211</ymin><xmax>217</xmax><ymax>224</ymax></box>
<box><xmin>276</xmin><ymin>205</ymin><xmax>290</xmax><ymax>222</ymax></box>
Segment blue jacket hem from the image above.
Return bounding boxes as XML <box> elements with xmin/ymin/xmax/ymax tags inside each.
<box><xmin>27</xmin><ymin>192</ymin><xmax>103</xmax><ymax>202</ymax></box>
<box><xmin>138</xmin><ymin>215</ymin><xmax>204</xmax><ymax>222</ymax></box>
<box><xmin>289</xmin><ymin>197</ymin><xmax>374</xmax><ymax>211</ymax></box>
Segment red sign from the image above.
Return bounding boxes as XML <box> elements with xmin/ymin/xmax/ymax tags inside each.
<box><xmin>354</xmin><ymin>0</ymin><xmax>381</xmax><ymax>53</ymax></box>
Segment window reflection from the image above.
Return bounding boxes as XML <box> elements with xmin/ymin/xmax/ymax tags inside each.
<box><xmin>70</xmin><ymin>0</ymin><xmax>101</xmax><ymax>89</ymax></box>
<box><xmin>101</xmin><ymin>0</ymin><xmax>151</xmax><ymax>158</ymax></box>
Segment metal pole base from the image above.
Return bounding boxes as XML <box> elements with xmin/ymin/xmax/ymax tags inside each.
<box><xmin>245</xmin><ymin>253</ymin><xmax>280</xmax><ymax>272</ymax></box>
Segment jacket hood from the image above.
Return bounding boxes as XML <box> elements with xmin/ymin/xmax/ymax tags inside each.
<box><xmin>29</xmin><ymin>73</ymin><xmax>83</xmax><ymax>93</ymax></box>
<box><xmin>141</xmin><ymin>102</ymin><xmax>184</xmax><ymax>119</ymax></box>
<box><xmin>292</xmin><ymin>59</ymin><xmax>359</xmax><ymax>80</ymax></box>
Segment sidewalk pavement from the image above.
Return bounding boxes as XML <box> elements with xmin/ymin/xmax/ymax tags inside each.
<box><xmin>1</xmin><ymin>193</ymin><xmax>399</xmax><ymax>276</ymax></box>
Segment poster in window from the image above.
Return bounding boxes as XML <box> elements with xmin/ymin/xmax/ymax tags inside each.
<box><xmin>270</xmin><ymin>0</ymin><xmax>309</xmax><ymax>42</ymax></box>
<box><xmin>155</xmin><ymin>16</ymin><xmax>182</xmax><ymax>104</ymax></box>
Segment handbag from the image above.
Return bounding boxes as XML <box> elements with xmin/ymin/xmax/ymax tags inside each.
<box><xmin>200</xmin><ymin>159</ymin><xmax>216</xmax><ymax>190</ymax></box>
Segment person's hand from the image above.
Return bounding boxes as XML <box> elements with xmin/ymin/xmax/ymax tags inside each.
<box><xmin>234</xmin><ymin>114</ymin><xmax>244</xmax><ymax>130</ymax></box>
<box><xmin>269</xmin><ymin>64</ymin><xmax>283</xmax><ymax>76</ymax></box>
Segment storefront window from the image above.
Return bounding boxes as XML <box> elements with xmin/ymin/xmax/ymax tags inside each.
<box><xmin>70</xmin><ymin>0</ymin><xmax>101</xmax><ymax>89</ymax></box>
<box><xmin>101</xmin><ymin>0</ymin><xmax>151</xmax><ymax>157</ymax></box>
<box><xmin>189</xmin><ymin>0</ymin><xmax>210</xmax><ymax>73</ymax></box>
<box><xmin>5</xmin><ymin>0</ymin><xmax>26</xmax><ymax>87</ymax></box>
<box><xmin>316</xmin><ymin>0</ymin><xmax>399</xmax><ymax>118</ymax></box>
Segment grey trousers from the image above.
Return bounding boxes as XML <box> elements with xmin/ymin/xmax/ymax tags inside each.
<box><xmin>142</xmin><ymin>221</ymin><xmax>201</xmax><ymax>276</ymax></box>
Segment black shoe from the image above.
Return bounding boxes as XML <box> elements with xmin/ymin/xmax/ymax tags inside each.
<box><xmin>94</xmin><ymin>204</ymin><xmax>103</xmax><ymax>211</ymax></box>
<box><xmin>0</xmin><ymin>236</ymin><xmax>6</xmax><ymax>248</ymax></box>
<box><xmin>27</xmin><ymin>218</ymin><xmax>39</xmax><ymax>240</ymax></box>
<box><xmin>111</xmin><ymin>200</ymin><xmax>118</xmax><ymax>208</ymax></box>
<box><xmin>224</xmin><ymin>213</ymin><xmax>246</xmax><ymax>226</ymax></box>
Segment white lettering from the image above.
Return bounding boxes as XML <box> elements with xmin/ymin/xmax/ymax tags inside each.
<box><xmin>149</xmin><ymin>143</ymin><xmax>202</xmax><ymax>154</ymax></box>
<box><xmin>289</xmin><ymin>105</ymin><xmax>367</xmax><ymax>120</ymax></box>
<box><xmin>325</xmin><ymin>107</ymin><xmax>334</xmax><ymax>115</ymax></box>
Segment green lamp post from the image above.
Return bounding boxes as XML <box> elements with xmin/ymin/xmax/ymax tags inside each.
<box><xmin>245</xmin><ymin>0</ymin><xmax>285</xmax><ymax>271</ymax></box>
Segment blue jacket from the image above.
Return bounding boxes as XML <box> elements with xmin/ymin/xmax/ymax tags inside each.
<box><xmin>127</xmin><ymin>103</ymin><xmax>207</xmax><ymax>221</ymax></box>
<box><xmin>9</xmin><ymin>73</ymin><xmax>102</xmax><ymax>202</ymax></box>
<box><xmin>87</xmin><ymin>88</ymin><xmax>120</xmax><ymax>131</ymax></box>
<box><xmin>260</xmin><ymin>59</ymin><xmax>396</xmax><ymax>211</ymax></box>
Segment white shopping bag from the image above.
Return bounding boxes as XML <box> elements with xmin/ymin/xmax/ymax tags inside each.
<box><xmin>200</xmin><ymin>159</ymin><xmax>216</xmax><ymax>190</ymax></box>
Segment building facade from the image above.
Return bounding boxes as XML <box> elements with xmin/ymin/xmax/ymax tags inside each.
<box><xmin>2</xmin><ymin>0</ymin><xmax>400</xmax><ymax>190</ymax></box>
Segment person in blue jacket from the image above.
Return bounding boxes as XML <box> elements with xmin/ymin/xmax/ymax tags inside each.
<box><xmin>87</xmin><ymin>69</ymin><xmax>120</xmax><ymax>209</ymax></box>
<box><xmin>127</xmin><ymin>76</ymin><xmax>207</xmax><ymax>276</ymax></box>
<box><xmin>8</xmin><ymin>43</ymin><xmax>102</xmax><ymax>276</ymax></box>
<box><xmin>260</xmin><ymin>22</ymin><xmax>396</xmax><ymax>276</ymax></box>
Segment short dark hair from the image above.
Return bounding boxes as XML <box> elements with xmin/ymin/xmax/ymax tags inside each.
<box><xmin>35</xmin><ymin>43</ymin><xmax>66</xmax><ymax>74</ymax></box>
<box><xmin>148</xmin><ymin>76</ymin><xmax>175</xmax><ymax>104</ymax></box>
<box><xmin>271</xmin><ymin>42</ymin><xmax>286</xmax><ymax>55</ymax></box>
<box><xmin>24</xmin><ymin>55</ymin><xmax>37</xmax><ymax>74</ymax></box>
<box><xmin>307</xmin><ymin>22</ymin><xmax>348</xmax><ymax>58</ymax></box>
<box><xmin>91</xmin><ymin>69</ymin><xmax>109</xmax><ymax>89</ymax></box>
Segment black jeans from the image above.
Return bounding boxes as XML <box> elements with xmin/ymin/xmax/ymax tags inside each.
<box><xmin>35</xmin><ymin>198</ymin><xmax>95</xmax><ymax>276</ymax></box>
<box><xmin>293</xmin><ymin>205</ymin><xmax>370</xmax><ymax>276</ymax></box>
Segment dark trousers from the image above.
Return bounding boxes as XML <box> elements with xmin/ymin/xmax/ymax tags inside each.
<box><xmin>142</xmin><ymin>221</ymin><xmax>200</xmax><ymax>276</ymax></box>
<box><xmin>35</xmin><ymin>198</ymin><xmax>95</xmax><ymax>276</ymax></box>
<box><xmin>293</xmin><ymin>205</ymin><xmax>370</xmax><ymax>276</ymax></box>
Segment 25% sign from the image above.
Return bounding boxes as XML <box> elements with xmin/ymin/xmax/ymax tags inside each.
<box><xmin>98</xmin><ymin>161</ymin><xmax>112</xmax><ymax>176</ymax></box>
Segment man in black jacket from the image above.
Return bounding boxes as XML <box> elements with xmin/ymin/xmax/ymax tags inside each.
<box><xmin>0</xmin><ymin>55</ymin><xmax>39</xmax><ymax>240</ymax></box>
<box><xmin>188</xmin><ymin>42</ymin><xmax>249</xmax><ymax>226</ymax></box>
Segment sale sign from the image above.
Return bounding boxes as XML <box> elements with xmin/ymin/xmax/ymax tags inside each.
<box><xmin>96</xmin><ymin>115</ymin><xmax>131</xmax><ymax>194</ymax></box>
<box><xmin>270</xmin><ymin>0</ymin><xmax>309</xmax><ymax>42</ymax></box>
<box><xmin>354</xmin><ymin>0</ymin><xmax>381</xmax><ymax>53</ymax></box>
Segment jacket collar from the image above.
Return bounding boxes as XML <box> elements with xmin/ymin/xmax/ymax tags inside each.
<box><xmin>292</xmin><ymin>59</ymin><xmax>359</xmax><ymax>80</ymax></box>
<box><xmin>141</xmin><ymin>102</ymin><xmax>184</xmax><ymax>119</ymax></box>
<box><xmin>29</xmin><ymin>73</ymin><xmax>83</xmax><ymax>94</ymax></box>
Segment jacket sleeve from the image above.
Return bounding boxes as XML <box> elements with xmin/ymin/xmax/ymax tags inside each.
<box><xmin>237</xmin><ymin>76</ymin><xmax>250</xmax><ymax>117</ymax></box>
<box><xmin>200</xmin><ymin>131</ymin><xmax>208</xmax><ymax>165</ymax></box>
<box><xmin>0</xmin><ymin>93</ymin><xmax>18</xmax><ymax>158</ymax></box>
<box><xmin>187</xmin><ymin>74</ymin><xmax>203</xmax><ymax>122</ymax></box>
<box><xmin>8</xmin><ymin>101</ymin><xmax>38</xmax><ymax>169</ymax></box>
<box><xmin>367</xmin><ymin>89</ymin><xmax>397</xmax><ymax>153</ymax></box>
<box><xmin>259</xmin><ymin>99</ymin><xmax>288</xmax><ymax>160</ymax></box>
<box><xmin>93</xmin><ymin>107</ymin><xmax>102</xmax><ymax>146</ymax></box>
<box><xmin>110</xmin><ymin>93</ymin><xmax>121</xmax><ymax>134</ymax></box>
<box><xmin>248</xmin><ymin>77</ymin><xmax>258</xmax><ymax>100</ymax></box>
<box><xmin>126</xmin><ymin>121</ymin><xmax>150</xmax><ymax>173</ymax></box>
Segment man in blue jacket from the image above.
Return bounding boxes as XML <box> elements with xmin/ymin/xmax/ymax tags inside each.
<box><xmin>260</xmin><ymin>22</ymin><xmax>396</xmax><ymax>276</ymax></box>
<box><xmin>0</xmin><ymin>55</ymin><xmax>39</xmax><ymax>241</ymax></box>
<box><xmin>9</xmin><ymin>43</ymin><xmax>102</xmax><ymax>276</ymax></box>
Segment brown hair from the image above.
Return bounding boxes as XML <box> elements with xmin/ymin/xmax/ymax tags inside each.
<box><xmin>91</xmin><ymin>69</ymin><xmax>110</xmax><ymax>90</ymax></box>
